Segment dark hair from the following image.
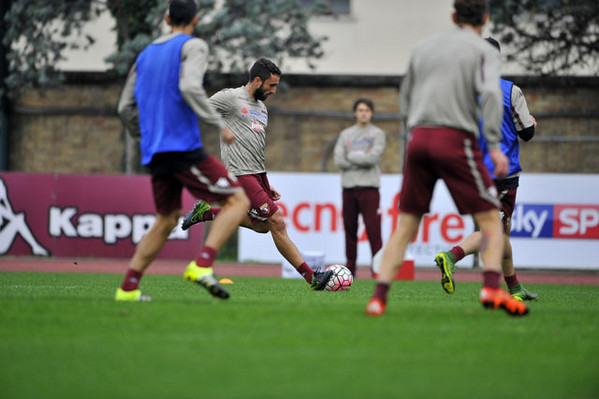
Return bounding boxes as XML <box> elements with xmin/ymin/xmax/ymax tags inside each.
<box><xmin>485</xmin><ymin>37</ymin><xmax>501</xmax><ymax>53</ymax></box>
<box><xmin>168</xmin><ymin>0</ymin><xmax>197</xmax><ymax>26</ymax></box>
<box><xmin>353</xmin><ymin>98</ymin><xmax>374</xmax><ymax>113</ymax></box>
<box><xmin>453</xmin><ymin>0</ymin><xmax>488</xmax><ymax>26</ymax></box>
<box><xmin>249</xmin><ymin>58</ymin><xmax>282</xmax><ymax>82</ymax></box>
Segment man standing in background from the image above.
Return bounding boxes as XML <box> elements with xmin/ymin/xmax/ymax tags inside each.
<box><xmin>334</xmin><ymin>98</ymin><xmax>386</xmax><ymax>277</ymax></box>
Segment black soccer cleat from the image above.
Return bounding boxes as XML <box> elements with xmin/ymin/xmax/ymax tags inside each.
<box><xmin>311</xmin><ymin>269</ymin><xmax>333</xmax><ymax>291</ymax></box>
<box><xmin>181</xmin><ymin>200</ymin><xmax>211</xmax><ymax>230</ymax></box>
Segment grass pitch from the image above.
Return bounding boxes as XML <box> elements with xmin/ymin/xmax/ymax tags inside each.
<box><xmin>1</xmin><ymin>271</ymin><xmax>598</xmax><ymax>399</ymax></box>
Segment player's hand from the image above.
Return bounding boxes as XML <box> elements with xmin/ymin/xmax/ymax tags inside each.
<box><xmin>271</xmin><ymin>187</ymin><xmax>281</xmax><ymax>201</ymax></box>
<box><xmin>530</xmin><ymin>115</ymin><xmax>537</xmax><ymax>127</ymax></box>
<box><xmin>490</xmin><ymin>148</ymin><xmax>508</xmax><ymax>177</ymax></box>
<box><xmin>220</xmin><ymin>128</ymin><xmax>234</xmax><ymax>145</ymax></box>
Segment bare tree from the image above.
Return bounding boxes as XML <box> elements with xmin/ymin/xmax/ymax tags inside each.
<box><xmin>489</xmin><ymin>0</ymin><xmax>599</xmax><ymax>75</ymax></box>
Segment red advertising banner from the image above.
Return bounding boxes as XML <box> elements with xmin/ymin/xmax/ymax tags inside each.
<box><xmin>0</xmin><ymin>172</ymin><xmax>204</xmax><ymax>259</ymax></box>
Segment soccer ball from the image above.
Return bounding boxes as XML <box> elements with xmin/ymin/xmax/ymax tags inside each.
<box><xmin>324</xmin><ymin>264</ymin><xmax>353</xmax><ymax>291</ymax></box>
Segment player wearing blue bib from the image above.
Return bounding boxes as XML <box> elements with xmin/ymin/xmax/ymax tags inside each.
<box><xmin>435</xmin><ymin>37</ymin><xmax>539</xmax><ymax>302</ymax></box>
<box><xmin>135</xmin><ymin>33</ymin><xmax>203</xmax><ymax>165</ymax></box>
<box><xmin>115</xmin><ymin>0</ymin><xmax>250</xmax><ymax>302</ymax></box>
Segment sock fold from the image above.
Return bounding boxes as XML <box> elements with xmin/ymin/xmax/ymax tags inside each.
<box><xmin>195</xmin><ymin>246</ymin><xmax>218</xmax><ymax>268</ymax></box>
<box><xmin>483</xmin><ymin>271</ymin><xmax>501</xmax><ymax>289</ymax></box>
<box><xmin>121</xmin><ymin>269</ymin><xmax>142</xmax><ymax>291</ymax></box>
<box><xmin>297</xmin><ymin>262</ymin><xmax>314</xmax><ymax>284</ymax></box>
<box><xmin>450</xmin><ymin>246</ymin><xmax>465</xmax><ymax>262</ymax></box>
<box><xmin>505</xmin><ymin>273</ymin><xmax>519</xmax><ymax>288</ymax></box>
<box><xmin>373</xmin><ymin>282</ymin><xmax>390</xmax><ymax>303</ymax></box>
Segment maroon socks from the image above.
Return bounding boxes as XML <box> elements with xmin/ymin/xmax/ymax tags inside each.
<box><xmin>372</xmin><ymin>282</ymin><xmax>390</xmax><ymax>303</ymax></box>
<box><xmin>203</xmin><ymin>207</ymin><xmax>220</xmax><ymax>221</ymax></box>
<box><xmin>195</xmin><ymin>246</ymin><xmax>217</xmax><ymax>267</ymax></box>
<box><xmin>450</xmin><ymin>246</ymin><xmax>465</xmax><ymax>262</ymax></box>
<box><xmin>297</xmin><ymin>262</ymin><xmax>314</xmax><ymax>284</ymax></box>
<box><xmin>121</xmin><ymin>269</ymin><xmax>142</xmax><ymax>291</ymax></box>
<box><xmin>504</xmin><ymin>273</ymin><xmax>519</xmax><ymax>288</ymax></box>
<box><xmin>483</xmin><ymin>271</ymin><xmax>501</xmax><ymax>289</ymax></box>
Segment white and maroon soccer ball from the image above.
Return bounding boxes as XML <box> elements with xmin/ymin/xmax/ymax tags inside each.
<box><xmin>324</xmin><ymin>264</ymin><xmax>353</xmax><ymax>291</ymax></box>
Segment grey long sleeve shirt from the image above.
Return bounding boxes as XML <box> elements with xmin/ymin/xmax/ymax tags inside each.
<box><xmin>399</xmin><ymin>27</ymin><xmax>503</xmax><ymax>150</ymax></box>
<box><xmin>334</xmin><ymin>123</ymin><xmax>386</xmax><ymax>188</ymax></box>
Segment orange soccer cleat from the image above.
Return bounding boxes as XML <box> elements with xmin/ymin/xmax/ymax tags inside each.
<box><xmin>480</xmin><ymin>286</ymin><xmax>529</xmax><ymax>317</ymax></box>
<box><xmin>365</xmin><ymin>298</ymin><xmax>387</xmax><ymax>316</ymax></box>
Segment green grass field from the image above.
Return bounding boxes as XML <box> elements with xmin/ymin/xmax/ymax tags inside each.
<box><xmin>1</xmin><ymin>271</ymin><xmax>598</xmax><ymax>399</ymax></box>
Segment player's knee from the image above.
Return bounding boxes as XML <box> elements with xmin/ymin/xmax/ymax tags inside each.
<box><xmin>156</xmin><ymin>211</ymin><xmax>179</xmax><ymax>233</ymax></box>
<box><xmin>230</xmin><ymin>190</ymin><xmax>250</xmax><ymax>210</ymax></box>
<box><xmin>253</xmin><ymin>222</ymin><xmax>270</xmax><ymax>234</ymax></box>
<box><xmin>267</xmin><ymin>211</ymin><xmax>286</xmax><ymax>233</ymax></box>
<box><xmin>224</xmin><ymin>190</ymin><xmax>249</xmax><ymax>211</ymax></box>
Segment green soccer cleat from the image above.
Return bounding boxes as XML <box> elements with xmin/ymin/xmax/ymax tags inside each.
<box><xmin>181</xmin><ymin>200</ymin><xmax>212</xmax><ymax>230</ymax></box>
<box><xmin>184</xmin><ymin>261</ymin><xmax>230</xmax><ymax>299</ymax></box>
<box><xmin>115</xmin><ymin>288</ymin><xmax>153</xmax><ymax>302</ymax></box>
<box><xmin>311</xmin><ymin>269</ymin><xmax>333</xmax><ymax>291</ymax></box>
<box><xmin>509</xmin><ymin>283</ymin><xmax>539</xmax><ymax>301</ymax></box>
<box><xmin>435</xmin><ymin>251</ymin><xmax>456</xmax><ymax>294</ymax></box>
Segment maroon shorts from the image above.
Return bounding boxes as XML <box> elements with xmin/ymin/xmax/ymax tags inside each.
<box><xmin>399</xmin><ymin>127</ymin><xmax>500</xmax><ymax>215</ymax></box>
<box><xmin>151</xmin><ymin>155</ymin><xmax>242</xmax><ymax>215</ymax></box>
<box><xmin>237</xmin><ymin>173</ymin><xmax>279</xmax><ymax>223</ymax></box>
<box><xmin>497</xmin><ymin>187</ymin><xmax>517</xmax><ymax>233</ymax></box>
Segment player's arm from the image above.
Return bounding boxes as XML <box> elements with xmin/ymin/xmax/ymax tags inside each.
<box><xmin>477</xmin><ymin>49</ymin><xmax>507</xmax><ymax>176</ymax></box>
<box><xmin>209</xmin><ymin>89</ymin><xmax>234</xmax><ymax>118</ymax></box>
<box><xmin>179</xmin><ymin>39</ymin><xmax>227</xmax><ymax>131</ymax></box>
<box><xmin>511</xmin><ymin>85</ymin><xmax>536</xmax><ymax>142</ymax></box>
<box><xmin>208</xmin><ymin>90</ymin><xmax>238</xmax><ymax>144</ymax></box>
<box><xmin>346</xmin><ymin>129</ymin><xmax>386</xmax><ymax>166</ymax></box>
<box><xmin>399</xmin><ymin>60</ymin><xmax>414</xmax><ymax>124</ymax></box>
<box><xmin>477</xmin><ymin>50</ymin><xmax>503</xmax><ymax>150</ymax></box>
<box><xmin>333</xmin><ymin>131</ymin><xmax>353</xmax><ymax>170</ymax></box>
<box><xmin>117</xmin><ymin>63</ymin><xmax>141</xmax><ymax>138</ymax></box>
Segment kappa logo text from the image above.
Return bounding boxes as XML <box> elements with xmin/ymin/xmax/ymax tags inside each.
<box><xmin>49</xmin><ymin>207</ymin><xmax>188</xmax><ymax>244</ymax></box>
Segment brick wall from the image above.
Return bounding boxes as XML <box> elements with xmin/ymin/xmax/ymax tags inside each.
<box><xmin>10</xmin><ymin>84</ymin><xmax>124</xmax><ymax>174</ymax></box>
<box><xmin>9</xmin><ymin>75</ymin><xmax>599</xmax><ymax>175</ymax></box>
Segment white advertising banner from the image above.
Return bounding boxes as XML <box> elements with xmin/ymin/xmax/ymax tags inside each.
<box><xmin>239</xmin><ymin>173</ymin><xmax>599</xmax><ymax>270</ymax></box>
